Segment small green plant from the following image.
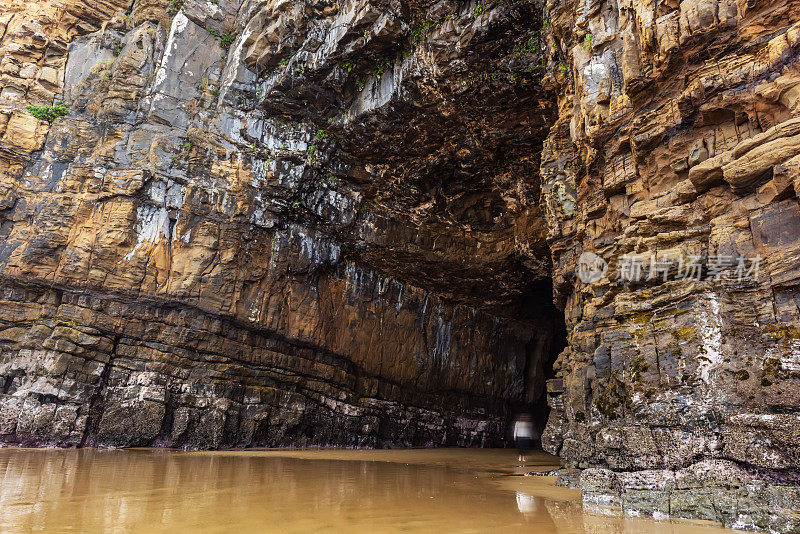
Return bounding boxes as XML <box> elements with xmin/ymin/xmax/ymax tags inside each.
<box><xmin>307</xmin><ymin>144</ymin><xmax>318</xmax><ymax>157</ymax></box>
<box><xmin>182</xmin><ymin>141</ymin><xmax>192</xmax><ymax>151</ymax></box>
<box><xmin>278</xmin><ymin>58</ymin><xmax>288</xmax><ymax>67</ymax></box>
<box><xmin>210</xmin><ymin>86</ymin><xmax>220</xmax><ymax>96</ymax></box>
<box><xmin>583</xmin><ymin>33</ymin><xmax>593</xmax><ymax>51</ymax></box>
<box><xmin>541</xmin><ymin>7</ymin><xmax>551</xmax><ymax>30</ymax></box>
<box><xmin>91</xmin><ymin>58</ymin><xmax>114</xmax><ymax>83</ymax></box>
<box><xmin>357</xmin><ymin>200</ymin><xmax>376</xmax><ymax>213</ymax></box>
<box><xmin>167</xmin><ymin>0</ymin><xmax>184</xmax><ymax>15</ymax></box>
<box><xmin>471</xmin><ymin>1</ymin><xmax>486</xmax><ymax>18</ymax></box>
<box><xmin>90</xmin><ymin>59</ymin><xmax>114</xmax><ymax>75</ymax></box>
<box><xmin>302</xmin><ymin>99</ymin><xmax>308</xmax><ymax>106</ymax></box>
<box><xmin>291</xmin><ymin>200</ymin><xmax>301</xmax><ymax>210</ymax></box>
<box><xmin>219</xmin><ymin>33</ymin><xmax>235</xmax><ymax>48</ymax></box>
<box><xmin>342</xmin><ymin>60</ymin><xmax>356</xmax><ymax>72</ymax></box>
<box><xmin>412</xmin><ymin>19</ymin><xmax>440</xmax><ymax>43</ymax></box>
<box><xmin>112</xmin><ymin>38</ymin><xmax>124</xmax><ymax>56</ymax></box>
<box><xmin>26</xmin><ymin>101</ymin><xmax>69</xmax><ymax>122</ymax></box>
<box><xmin>559</xmin><ymin>63</ymin><xmax>569</xmax><ymax>74</ymax></box>
<box><xmin>372</xmin><ymin>57</ymin><xmax>391</xmax><ymax>77</ymax></box>
<box><xmin>356</xmin><ymin>78</ymin><xmax>366</xmax><ymax>91</ymax></box>
<box><xmin>411</xmin><ymin>8</ymin><xmax>463</xmax><ymax>44</ymax></box>
<box><xmin>208</xmin><ymin>28</ymin><xmax>232</xmax><ymax>49</ymax></box>
<box><xmin>315</xmin><ymin>129</ymin><xmax>328</xmax><ymax>141</ymax></box>
<box><xmin>515</xmin><ymin>32</ymin><xmax>539</xmax><ymax>57</ymax></box>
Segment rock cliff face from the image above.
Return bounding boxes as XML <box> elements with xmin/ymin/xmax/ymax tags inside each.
<box><xmin>1</xmin><ymin>0</ymin><xmax>800</xmax><ymax>529</ymax></box>
<box><xmin>0</xmin><ymin>0</ymin><xmax>563</xmax><ymax>450</ymax></box>
<box><xmin>538</xmin><ymin>0</ymin><xmax>800</xmax><ymax>530</ymax></box>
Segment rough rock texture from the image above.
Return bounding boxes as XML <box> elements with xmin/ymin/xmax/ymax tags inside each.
<box><xmin>3</xmin><ymin>0</ymin><xmax>800</xmax><ymax>529</ymax></box>
<box><xmin>537</xmin><ymin>0</ymin><xmax>800</xmax><ymax>530</ymax></box>
<box><xmin>0</xmin><ymin>0</ymin><xmax>563</xmax><ymax>450</ymax></box>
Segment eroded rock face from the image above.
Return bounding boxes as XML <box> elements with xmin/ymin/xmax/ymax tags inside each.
<box><xmin>0</xmin><ymin>0</ymin><xmax>563</xmax><ymax>449</ymax></box>
<box><xmin>538</xmin><ymin>0</ymin><xmax>800</xmax><ymax>529</ymax></box>
<box><xmin>3</xmin><ymin>0</ymin><xmax>800</xmax><ymax>528</ymax></box>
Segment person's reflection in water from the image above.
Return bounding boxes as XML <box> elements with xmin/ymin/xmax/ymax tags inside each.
<box><xmin>515</xmin><ymin>491</ymin><xmax>539</xmax><ymax>515</ymax></box>
<box><xmin>513</xmin><ymin>413</ymin><xmax>536</xmax><ymax>464</ymax></box>
<box><xmin>515</xmin><ymin>490</ymin><xmax>561</xmax><ymax>531</ymax></box>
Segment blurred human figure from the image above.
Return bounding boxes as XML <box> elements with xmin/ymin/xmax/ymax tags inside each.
<box><xmin>515</xmin><ymin>491</ymin><xmax>539</xmax><ymax>515</ymax></box>
<box><xmin>513</xmin><ymin>413</ymin><xmax>535</xmax><ymax>463</ymax></box>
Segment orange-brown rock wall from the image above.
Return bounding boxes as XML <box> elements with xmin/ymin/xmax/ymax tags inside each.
<box><xmin>0</xmin><ymin>0</ymin><xmax>563</xmax><ymax>448</ymax></box>
<box><xmin>539</xmin><ymin>0</ymin><xmax>800</xmax><ymax>529</ymax></box>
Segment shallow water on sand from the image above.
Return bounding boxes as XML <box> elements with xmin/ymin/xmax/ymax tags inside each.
<box><xmin>0</xmin><ymin>448</ymin><xmax>743</xmax><ymax>533</ymax></box>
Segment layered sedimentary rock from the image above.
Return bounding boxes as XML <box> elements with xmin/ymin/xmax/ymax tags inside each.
<box><xmin>538</xmin><ymin>0</ymin><xmax>800</xmax><ymax>530</ymax></box>
<box><xmin>3</xmin><ymin>0</ymin><xmax>800</xmax><ymax>529</ymax></box>
<box><xmin>0</xmin><ymin>0</ymin><xmax>562</xmax><ymax>449</ymax></box>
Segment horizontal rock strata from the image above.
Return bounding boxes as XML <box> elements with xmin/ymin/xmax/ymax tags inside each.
<box><xmin>0</xmin><ymin>0</ymin><xmax>563</xmax><ymax>449</ymax></box>
<box><xmin>538</xmin><ymin>0</ymin><xmax>800</xmax><ymax>530</ymax></box>
<box><xmin>2</xmin><ymin>0</ymin><xmax>800</xmax><ymax>529</ymax></box>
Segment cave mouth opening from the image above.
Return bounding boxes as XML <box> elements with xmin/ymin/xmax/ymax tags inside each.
<box><xmin>515</xmin><ymin>278</ymin><xmax>567</xmax><ymax>444</ymax></box>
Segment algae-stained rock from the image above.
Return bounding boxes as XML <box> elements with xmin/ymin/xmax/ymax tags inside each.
<box><xmin>96</xmin><ymin>400</ymin><xmax>166</xmax><ymax>447</ymax></box>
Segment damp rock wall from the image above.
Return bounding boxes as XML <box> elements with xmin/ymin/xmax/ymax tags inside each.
<box><xmin>2</xmin><ymin>0</ymin><xmax>800</xmax><ymax>529</ymax></box>
<box><xmin>538</xmin><ymin>0</ymin><xmax>800</xmax><ymax>530</ymax></box>
<box><xmin>0</xmin><ymin>0</ymin><xmax>562</xmax><ymax>449</ymax></box>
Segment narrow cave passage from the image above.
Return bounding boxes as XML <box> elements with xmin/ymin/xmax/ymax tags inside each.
<box><xmin>517</xmin><ymin>279</ymin><xmax>568</xmax><ymax>441</ymax></box>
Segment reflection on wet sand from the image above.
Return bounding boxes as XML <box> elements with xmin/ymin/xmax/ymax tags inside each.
<box><xmin>0</xmin><ymin>448</ymin><xmax>745</xmax><ymax>533</ymax></box>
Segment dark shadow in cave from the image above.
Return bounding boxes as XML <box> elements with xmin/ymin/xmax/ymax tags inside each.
<box><xmin>515</xmin><ymin>278</ymin><xmax>567</xmax><ymax>443</ymax></box>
